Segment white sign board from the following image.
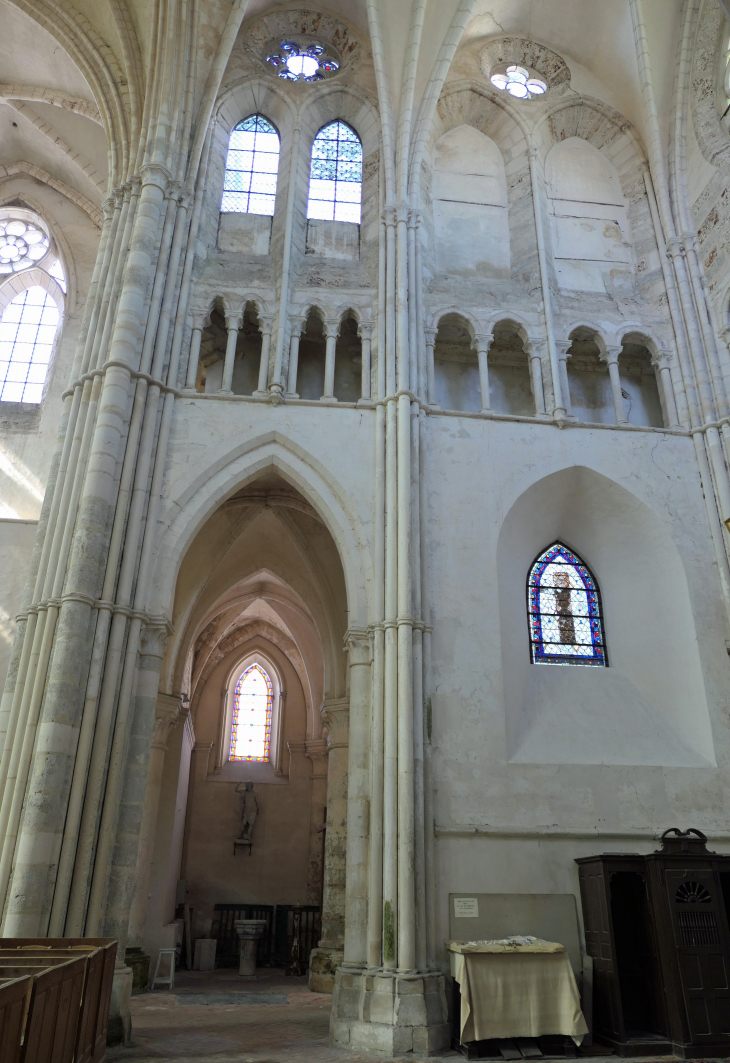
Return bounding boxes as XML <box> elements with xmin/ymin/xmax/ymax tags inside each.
<box><xmin>454</xmin><ymin>897</ymin><xmax>479</xmax><ymax>918</ymax></box>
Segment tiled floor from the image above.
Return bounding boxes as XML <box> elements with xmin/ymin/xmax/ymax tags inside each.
<box><xmin>108</xmin><ymin>967</ymin><xmax>679</xmax><ymax>1063</ymax></box>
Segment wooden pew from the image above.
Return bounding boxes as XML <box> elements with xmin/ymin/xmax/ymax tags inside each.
<box><xmin>0</xmin><ymin>977</ymin><xmax>31</xmax><ymax>1063</ymax></box>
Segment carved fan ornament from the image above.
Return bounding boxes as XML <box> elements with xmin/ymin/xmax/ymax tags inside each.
<box><xmin>238</xmin><ymin>9</ymin><xmax>360</xmax><ymax>81</ymax></box>
<box><xmin>675</xmin><ymin>881</ymin><xmax>712</xmax><ymax>904</ymax></box>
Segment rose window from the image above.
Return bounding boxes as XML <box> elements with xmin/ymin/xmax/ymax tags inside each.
<box><xmin>490</xmin><ymin>63</ymin><xmax>547</xmax><ymax>100</ymax></box>
<box><xmin>266</xmin><ymin>40</ymin><xmax>339</xmax><ymax>82</ymax></box>
<box><xmin>0</xmin><ymin>216</ymin><xmax>50</xmax><ymax>274</ymax></box>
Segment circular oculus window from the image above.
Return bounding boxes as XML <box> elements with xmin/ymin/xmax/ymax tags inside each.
<box><xmin>266</xmin><ymin>39</ymin><xmax>340</xmax><ymax>82</ymax></box>
<box><xmin>0</xmin><ymin>216</ymin><xmax>50</xmax><ymax>273</ymax></box>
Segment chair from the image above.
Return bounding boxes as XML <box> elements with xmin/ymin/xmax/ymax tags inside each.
<box><xmin>150</xmin><ymin>949</ymin><xmax>176</xmax><ymax>991</ymax></box>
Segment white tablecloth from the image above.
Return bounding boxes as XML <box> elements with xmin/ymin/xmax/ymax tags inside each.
<box><xmin>450</xmin><ymin>949</ymin><xmax>588</xmax><ymax>1044</ymax></box>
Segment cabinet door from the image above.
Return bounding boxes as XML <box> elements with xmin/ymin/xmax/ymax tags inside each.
<box><xmin>664</xmin><ymin>869</ymin><xmax>730</xmax><ymax>1045</ymax></box>
<box><xmin>579</xmin><ymin>866</ymin><xmax>624</xmax><ymax>1040</ymax></box>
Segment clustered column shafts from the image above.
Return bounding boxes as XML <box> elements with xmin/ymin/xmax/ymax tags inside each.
<box><xmin>0</xmin><ymin>0</ymin><xmax>213</xmax><ymax>949</ymax></box>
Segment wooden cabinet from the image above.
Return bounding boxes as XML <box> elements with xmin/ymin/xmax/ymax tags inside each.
<box><xmin>577</xmin><ymin>830</ymin><xmax>730</xmax><ymax>1059</ymax></box>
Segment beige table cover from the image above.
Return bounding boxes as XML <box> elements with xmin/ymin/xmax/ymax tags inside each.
<box><xmin>449</xmin><ymin>946</ymin><xmax>588</xmax><ymax>1044</ymax></box>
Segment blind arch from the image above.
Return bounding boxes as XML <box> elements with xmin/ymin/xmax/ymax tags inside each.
<box><xmin>221</xmin><ymin>114</ymin><xmax>280</xmax><ymax>216</ymax></box>
<box><xmin>307</xmin><ymin>120</ymin><xmax>362</xmax><ymax>223</ymax></box>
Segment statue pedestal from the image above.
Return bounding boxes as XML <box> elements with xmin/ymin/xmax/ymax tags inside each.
<box><xmin>234</xmin><ymin>919</ymin><xmax>268</xmax><ymax>978</ymax></box>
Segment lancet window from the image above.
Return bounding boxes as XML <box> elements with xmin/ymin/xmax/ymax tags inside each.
<box><xmin>527</xmin><ymin>542</ymin><xmax>607</xmax><ymax>667</ymax></box>
<box><xmin>221</xmin><ymin>114</ymin><xmax>280</xmax><ymax>215</ymax></box>
<box><xmin>0</xmin><ymin>286</ymin><xmax>60</xmax><ymax>403</ymax></box>
<box><xmin>307</xmin><ymin>121</ymin><xmax>362</xmax><ymax>223</ymax></box>
<box><xmin>229</xmin><ymin>662</ymin><xmax>274</xmax><ymax>761</ymax></box>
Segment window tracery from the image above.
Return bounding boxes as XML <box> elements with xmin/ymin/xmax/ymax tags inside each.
<box><xmin>307</xmin><ymin>121</ymin><xmax>362</xmax><ymax>224</ymax></box>
<box><xmin>527</xmin><ymin>542</ymin><xmax>607</xmax><ymax>667</ymax></box>
<box><xmin>229</xmin><ymin>662</ymin><xmax>274</xmax><ymax>761</ymax></box>
<box><xmin>221</xmin><ymin>115</ymin><xmax>280</xmax><ymax>216</ymax></box>
<box><xmin>0</xmin><ymin>286</ymin><xmax>59</xmax><ymax>403</ymax></box>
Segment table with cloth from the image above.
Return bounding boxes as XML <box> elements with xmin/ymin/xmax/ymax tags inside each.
<box><xmin>446</xmin><ymin>937</ymin><xmax>589</xmax><ymax>1045</ymax></box>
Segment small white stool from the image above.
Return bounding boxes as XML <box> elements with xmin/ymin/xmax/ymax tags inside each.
<box><xmin>151</xmin><ymin>948</ymin><xmax>176</xmax><ymax>990</ymax></box>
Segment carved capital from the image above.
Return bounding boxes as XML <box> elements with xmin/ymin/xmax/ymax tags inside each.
<box><xmin>357</xmin><ymin>321</ymin><xmax>373</xmax><ymax>341</ymax></box>
<box><xmin>382</xmin><ymin>205</ymin><xmax>397</xmax><ymax>228</ymax></box>
<box><xmin>139</xmin><ymin>162</ymin><xmax>172</xmax><ymax>192</ymax></box>
<box><xmin>345</xmin><ymin>628</ymin><xmax>370</xmax><ymax>666</ymax></box>
<box><xmin>305</xmin><ymin>738</ymin><xmax>328</xmax><ymax>761</ymax></box>
<box><xmin>602</xmin><ymin>344</ymin><xmax>622</xmax><ymax>365</ymax></box>
<box><xmin>259</xmin><ymin>314</ymin><xmax>274</xmax><ymax>336</ymax></box>
<box><xmin>423</xmin><ymin>327</ymin><xmax>437</xmax><ymax>346</ymax></box>
<box><xmin>190</xmin><ymin>307</ymin><xmax>210</xmax><ymax>330</ymax></box>
<box><xmin>407</xmin><ymin>208</ymin><xmax>421</xmax><ymax>229</ymax></box>
<box><xmin>321</xmin><ymin>696</ymin><xmax>349</xmax><ymax>750</ymax></box>
<box><xmin>288</xmin><ymin>314</ymin><xmax>306</xmax><ymax>336</ymax></box>
<box><xmin>556</xmin><ymin>339</ymin><xmax>572</xmax><ymax>359</ymax></box>
<box><xmin>473</xmin><ymin>333</ymin><xmax>491</xmax><ymax>355</ymax></box>
<box><xmin>224</xmin><ymin>311</ymin><xmax>243</xmax><ymax>333</ymax></box>
<box><xmin>395</xmin><ymin>203</ymin><xmax>409</xmax><ymax>225</ymax></box>
<box><xmin>527</xmin><ymin>337</ymin><xmax>546</xmax><ymax>359</ymax></box>
<box><xmin>323</xmin><ymin>317</ymin><xmax>341</xmax><ymax>340</ymax></box>
<box><xmin>651</xmin><ymin>348</ymin><xmax>673</xmax><ymax>369</ymax></box>
<box><xmin>140</xmin><ymin>620</ymin><xmax>172</xmax><ymax>660</ymax></box>
<box><xmin>102</xmin><ymin>195</ymin><xmax>118</xmax><ymax>219</ymax></box>
<box><xmin>152</xmin><ymin>693</ymin><xmax>184</xmax><ymax>751</ymax></box>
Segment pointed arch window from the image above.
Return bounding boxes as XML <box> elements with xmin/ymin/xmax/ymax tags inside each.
<box><xmin>307</xmin><ymin>120</ymin><xmax>362</xmax><ymax>223</ymax></box>
<box><xmin>221</xmin><ymin>114</ymin><xmax>280</xmax><ymax>216</ymax></box>
<box><xmin>230</xmin><ymin>662</ymin><xmax>274</xmax><ymax>761</ymax></box>
<box><xmin>0</xmin><ymin>286</ymin><xmax>60</xmax><ymax>403</ymax></box>
<box><xmin>527</xmin><ymin>542</ymin><xmax>607</xmax><ymax>667</ymax></box>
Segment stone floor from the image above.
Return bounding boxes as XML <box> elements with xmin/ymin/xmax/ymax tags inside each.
<box><xmin>107</xmin><ymin>967</ymin><xmax>681</xmax><ymax>1063</ymax></box>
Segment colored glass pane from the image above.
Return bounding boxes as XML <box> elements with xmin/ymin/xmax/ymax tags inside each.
<box><xmin>230</xmin><ymin>663</ymin><xmax>274</xmax><ymax>761</ymax></box>
<box><xmin>527</xmin><ymin>542</ymin><xmax>607</xmax><ymax>667</ymax></box>
<box><xmin>307</xmin><ymin>121</ymin><xmax>362</xmax><ymax>224</ymax></box>
<box><xmin>221</xmin><ymin>114</ymin><xmax>280</xmax><ymax>215</ymax></box>
<box><xmin>0</xmin><ymin>286</ymin><xmax>59</xmax><ymax>403</ymax></box>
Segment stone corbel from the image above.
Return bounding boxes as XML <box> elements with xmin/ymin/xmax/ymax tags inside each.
<box><xmin>151</xmin><ymin>693</ymin><xmax>184</xmax><ymax>752</ymax></box>
<box><xmin>321</xmin><ymin>696</ymin><xmax>349</xmax><ymax>751</ymax></box>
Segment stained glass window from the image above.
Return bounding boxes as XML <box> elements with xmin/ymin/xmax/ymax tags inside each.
<box><xmin>307</xmin><ymin>120</ymin><xmax>362</xmax><ymax>224</ymax></box>
<box><xmin>221</xmin><ymin>115</ymin><xmax>280</xmax><ymax>215</ymax></box>
<box><xmin>230</xmin><ymin>663</ymin><xmax>274</xmax><ymax>761</ymax></box>
<box><xmin>0</xmin><ymin>286</ymin><xmax>59</xmax><ymax>403</ymax></box>
<box><xmin>527</xmin><ymin>542</ymin><xmax>607</xmax><ymax>667</ymax></box>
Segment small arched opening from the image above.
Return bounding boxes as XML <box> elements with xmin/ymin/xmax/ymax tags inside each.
<box><xmin>618</xmin><ymin>334</ymin><xmax>664</xmax><ymax>428</ymax></box>
<box><xmin>296</xmin><ymin>309</ymin><xmax>327</xmax><ymax>400</ymax></box>
<box><xmin>333</xmin><ymin>312</ymin><xmax>362</xmax><ymax>402</ymax></box>
<box><xmin>566</xmin><ymin>328</ymin><xmax>613</xmax><ymax>424</ymax></box>
<box><xmin>488</xmin><ymin>321</ymin><xmax>534</xmax><ymax>416</ymax></box>
<box><xmin>433</xmin><ymin>313</ymin><xmax>480</xmax><ymax>412</ymax></box>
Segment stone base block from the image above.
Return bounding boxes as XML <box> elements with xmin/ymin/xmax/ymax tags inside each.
<box><xmin>309</xmin><ymin>946</ymin><xmax>343</xmax><ymax>993</ymax></box>
<box><xmin>124</xmin><ymin>947</ymin><xmax>150</xmax><ymax>994</ymax></box>
<box><xmin>331</xmin><ymin>967</ymin><xmax>449</xmax><ymax>1056</ymax></box>
<box><xmin>107</xmin><ymin>963</ymin><xmax>133</xmax><ymax>1046</ymax></box>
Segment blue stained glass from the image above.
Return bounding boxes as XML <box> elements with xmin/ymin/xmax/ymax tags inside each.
<box><xmin>230</xmin><ymin>663</ymin><xmax>273</xmax><ymax>761</ymax></box>
<box><xmin>221</xmin><ymin>114</ymin><xmax>280</xmax><ymax>216</ymax></box>
<box><xmin>527</xmin><ymin>542</ymin><xmax>607</xmax><ymax>667</ymax></box>
<box><xmin>307</xmin><ymin>121</ymin><xmax>362</xmax><ymax>224</ymax></box>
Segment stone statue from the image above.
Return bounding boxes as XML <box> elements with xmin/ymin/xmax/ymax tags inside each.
<box><xmin>236</xmin><ymin>781</ymin><xmax>259</xmax><ymax>843</ymax></box>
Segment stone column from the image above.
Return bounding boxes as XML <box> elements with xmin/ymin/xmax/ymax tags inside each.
<box><xmin>424</xmin><ymin>328</ymin><xmax>437</xmax><ymax>406</ymax></box>
<box><xmin>127</xmin><ymin>694</ymin><xmax>184</xmax><ymax>948</ymax></box>
<box><xmin>474</xmin><ymin>334</ymin><xmax>492</xmax><ymax>414</ymax></box>
<box><xmin>604</xmin><ymin>344</ymin><xmax>629</xmax><ymax>424</ymax></box>
<box><xmin>254</xmin><ymin>314</ymin><xmax>274</xmax><ymax>396</ymax></box>
<box><xmin>358</xmin><ymin>323</ymin><xmax>373</xmax><ymax>401</ymax></box>
<box><xmin>305</xmin><ymin>740</ymin><xmax>328</xmax><ymax>906</ymax></box>
<box><xmin>653</xmin><ymin>349</ymin><xmax>681</xmax><ymax>427</ymax></box>
<box><xmin>220</xmin><ymin>308</ymin><xmax>242</xmax><ymax>394</ymax></box>
<box><xmin>183</xmin><ymin>309</ymin><xmax>209</xmax><ymax>392</ymax></box>
<box><xmin>309</xmin><ymin>696</ymin><xmax>348</xmax><ymax>992</ymax></box>
<box><xmin>286</xmin><ymin>315</ymin><xmax>305</xmax><ymax>398</ymax></box>
<box><xmin>557</xmin><ymin>340</ymin><xmax>573</xmax><ymax>417</ymax></box>
<box><xmin>527</xmin><ymin>339</ymin><xmax>548</xmax><ymax>416</ymax></box>
<box><xmin>235</xmin><ymin>919</ymin><xmax>267</xmax><ymax>977</ymax></box>
<box><xmin>343</xmin><ymin>630</ymin><xmax>371</xmax><ymax>969</ymax></box>
<box><xmin>321</xmin><ymin>319</ymin><xmax>339</xmax><ymax>401</ymax></box>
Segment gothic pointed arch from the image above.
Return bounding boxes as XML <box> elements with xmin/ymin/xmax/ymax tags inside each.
<box><xmin>527</xmin><ymin>541</ymin><xmax>607</xmax><ymax>667</ymax></box>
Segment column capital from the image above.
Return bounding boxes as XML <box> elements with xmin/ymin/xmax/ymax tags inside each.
<box><xmin>140</xmin><ymin>619</ymin><xmax>172</xmax><ymax>660</ymax></box>
<box><xmin>357</xmin><ymin>321</ymin><xmax>373</xmax><ymax>341</ymax></box>
<box><xmin>423</xmin><ymin>327</ymin><xmax>437</xmax><ymax>345</ymax></box>
<box><xmin>102</xmin><ymin>194</ymin><xmax>118</xmax><ymax>219</ymax></box>
<box><xmin>344</xmin><ymin>628</ymin><xmax>371</xmax><ymax>665</ymax></box>
<box><xmin>556</xmin><ymin>339</ymin><xmax>572</xmax><ymax>358</ymax></box>
<box><xmin>527</xmin><ymin>337</ymin><xmax>546</xmax><ymax>359</ymax></box>
<box><xmin>190</xmin><ymin>307</ymin><xmax>210</xmax><ymax>330</ymax></box>
<box><xmin>125</xmin><ymin>175</ymin><xmax>142</xmax><ymax>199</ymax></box>
<box><xmin>407</xmin><ymin>208</ymin><xmax>421</xmax><ymax>229</ymax></box>
<box><xmin>258</xmin><ymin>313</ymin><xmax>274</xmax><ymax>336</ymax></box>
<box><xmin>666</xmin><ymin>235</ymin><xmax>686</xmax><ymax>259</ymax></box>
<box><xmin>152</xmin><ymin>694</ymin><xmax>185</xmax><ymax>751</ymax></box>
<box><xmin>321</xmin><ymin>696</ymin><xmax>349</xmax><ymax>750</ymax></box>
<box><xmin>288</xmin><ymin>313</ymin><xmax>306</xmax><ymax>335</ymax></box>
<box><xmin>394</xmin><ymin>203</ymin><xmax>409</xmax><ymax>224</ymax></box>
<box><xmin>473</xmin><ymin>333</ymin><xmax>491</xmax><ymax>354</ymax></box>
<box><xmin>382</xmin><ymin>205</ymin><xmax>397</xmax><ymax>227</ymax></box>
<box><xmin>651</xmin><ymin>347</ymin><xmax>673</xmax><ymax>368</ymax></box>
<box><xmin>323</xmin><ymin>317</ymin><xmax>341</xmax><ymax>340</ymax></box>
<box><xmin>224</xmin><ymin>311</ymin><xmax>243</xmax><ymax>332</ymax></box>
<box><xmin>305</xmin><ymin>738</ymin><xmax>329</xmax><ymax>761</ymax></box>
<box><xmin>602</xmin><ymin>344</ymin><xmax>622</xmax><ymax>365</ymax></box>
<box><xmin>139</xmin><ymin>162</ymin><xmax>172</xmax><ymax>192</ymax></box>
